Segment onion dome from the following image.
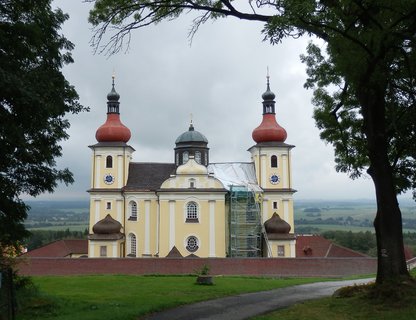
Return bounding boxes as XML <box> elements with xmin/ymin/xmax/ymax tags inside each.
<box><xmin>92</xmin><ymin>214</ymin><xmax>122</xmax><ymax>234</ymax></box>
<box><xmin>95</xmin><ymin>77</ymin><xmax>131</xmax><ymax>143</ymax></box>
<box><xmin>264</xmin><ymin>213</ymin><xmax>291</xmax><ymax>234</ymax></box>
<box><xmin>176</xmin><ymin>156</ymin><xmax>208</xmax><ymax>175</ymax></box>
<box><xmin>252</xmin><ymin>76</ymin><xmax>287</xmax><ymax>143</ymax></box>
<box><xmin>175</xmin><ymin>123</ymin><xmax>208</xmax><ymax>144</ymax></box>
<box><xmin>107</xmin><ymin>84</ymin><xmax>120</xmax><ymax>101</ymax></box>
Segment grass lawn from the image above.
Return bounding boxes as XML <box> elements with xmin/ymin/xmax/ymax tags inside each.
<box><xmin>251</xmin><ymin>295</ymin><xmax>416</xmax><ymax>320</ymax></box>
<box><xmin>16</xmin><ymin>275</ymin><xmax>327</xmax><ymax>320</ymax></box>
<box><xmin>252</xmin><ymin>271</ymin><xmax>416</xmax><ymax>320</ymax></box>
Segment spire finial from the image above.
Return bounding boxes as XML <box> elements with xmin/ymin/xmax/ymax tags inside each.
<box><xmin>266</xmin><ymin>66</ymin><xmax>270</xmax><ymax>88</ymax></box>
<box><xmin>189</xmin><ymin>113</ymin><xmax>194</xmax><ymax>131</ymax></box>
<box><xmin>112</xmin><ymin>69</ymin><xmax>116</xmax><ymax>88</ymax></box>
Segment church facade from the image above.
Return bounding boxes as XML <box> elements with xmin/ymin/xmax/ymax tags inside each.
<box><xmin>87</xmin><ymin>76</ymin><xmax>296</xmax><ymax>258</ymax></box>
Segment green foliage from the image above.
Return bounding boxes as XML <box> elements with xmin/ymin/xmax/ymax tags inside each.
<box><xmin>25</xmin><ymin>229</ymin><xmax>88</xmax><ymax>251</ymax></box>
<box><xmin>0</xmin><ymin>0</ymin><xmax>86</xmax><ymax>248</ymax></box>
<box><xmin>322</xmin><ymin>230</ymin><xmax>377</xmax><ymax>256</ymax></box>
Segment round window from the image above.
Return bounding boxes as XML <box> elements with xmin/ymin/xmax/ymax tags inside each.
<box><xmin>186</xmin><ymin>236</ymin><xmax>199</xmax><ymax>252</ymax></box>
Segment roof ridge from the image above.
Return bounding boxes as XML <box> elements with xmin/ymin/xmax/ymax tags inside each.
<box><xmin>130</xmin><ymin>162</ymin><xmax>175</xmax><ymax>165</ymax></box>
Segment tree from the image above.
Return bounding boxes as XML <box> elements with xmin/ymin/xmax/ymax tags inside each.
<box><xmin>87</xmin><ymin>0</ymin><xmax>416</xmax><ymax>284</ymax></box>
<box><xmin>0</xmin><ymin>0</ymin><xmax>85</xmax><ymax>250</ymax></box>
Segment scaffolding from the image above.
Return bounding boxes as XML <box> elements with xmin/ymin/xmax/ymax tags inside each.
<box><xmin>208</xmin><ymin>163</ymin><xmax>272</xmax><ymax>257</ymax></box>
<box><xmin>228</xmin><ymin>186</ymin><xmax>266</xmax><ymax>257</ymax></box>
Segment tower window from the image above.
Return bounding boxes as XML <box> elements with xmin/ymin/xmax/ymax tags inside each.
<box><xmin>106</xmin><ymin>155</ymin><xmax>113</xmax><ymax>168</ymax></box>
<box><xmin>273</xmin><ymin>201</ymin><xmax>278</xmax><ymax>210</ymax></box>
<box><xmin>277</xmin><ymin>245</ymin><xmax>285</xmax><ymax>257</ymax></box>
<box><xmin>271</xmin><ymin>155</ymin><xmax>278</xmax><ymax>168</ymax></box>
<box><xmin>128</xmin><ymin>201</ymin><xmax>137</xmax><ymax>221</ymax></box>
<box><xmin>100</xmin><ymin>246</ymin><xmax>107</xmax><ymax>257</ymax></box>
<box><xmin>186</xmin><ymin>236</ymin><xmax>199</xmax><ymax>252</ymax></box>
<box><xmin>189</xmin><ymin>179</ymin><xmax>196</xmax><ymax>189</ymax></box>
<box><xmin>129</xmin><ymin>233</ymin><xmax>137</xmax><ymax>257</ymax></box>
<box><xmin>183</xmin><ymin>151</ymin><xmax>189</xmax><ymax>164</ymax></box>
<box><xmin>106</xmin><ymin>202</ymin><xmax>111</xmax><ymax>210</ymax></box>
<box><xmin>195</xmin><ymin>151</ymin><xmax>201</xmax><ymax>164</ymax></box>
<box><xmin>176</xmin><ymin>153</ymin><xmax>179</xmax><ymax>165</ymax></box>
<box><xmin>186</xmin><ymin>201</ymin><xmax>199</xmax><ymax>222</ymax></box>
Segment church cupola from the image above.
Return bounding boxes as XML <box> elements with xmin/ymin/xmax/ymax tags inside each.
<box><xmin>95</xmin><ymin>76</ymin><xmax>131</xmax><ymax>143</ymax></box>
<box><xmin>174</xmin><ymin>120</ymin><xmax>209</xmax><ymax>167</ymax></box>
<box><xmin>252</xmin><ymin>75</ymin><xmax>287</xmax><ymax>143</ymax></box>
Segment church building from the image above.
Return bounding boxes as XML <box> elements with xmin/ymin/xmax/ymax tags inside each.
<box><xmin>87</xmin><ymin>76</ymin><xmax>296</xmax><ymax>258</ymax></box>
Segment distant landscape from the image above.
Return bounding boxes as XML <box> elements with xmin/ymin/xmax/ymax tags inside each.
<box><xmin>294</xmin><ymin>198</ymin><xmax>416</xmax><ymax>234</ymax></box>
<box><xmin>24</xmin><ymin>198</ymin><xmax>416</xmax><ymax>255</ymax></box>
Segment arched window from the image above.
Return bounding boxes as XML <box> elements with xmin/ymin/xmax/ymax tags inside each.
<box><xmin>128</xmin><ymin>201</ymin><xmax>137</xmax><ymax>221</ymax></box>
<box><xmin>183</xmin><ymin>151</ymin><xmax>189</xmax><ymax>164</ymax></box>
<box><xmin>195</xmin><ymin>151</ymin><xmax>201</xmax><ymax>164</ymax></box>
<box><xmin>176</xmin><ymin>153</ymin><xmax>179</xmax><ymax>166</ymax></box>
<box><xmin>128</xmin><ymin>233</ymin><xmax>137</xmax><ymax>257</ymax></box>
<box><xmin>186</xmin><ymin>236</ymin><xmax>199</xmax><ymax>252</ymax></box>
<box><xmin>271</xmin><ymin>155</ymin><xmax>278</xmax><ymax>168</ymax></box>
<box><xmin>106</xmin><ymin>155</ymin><xmax>113</xmax><ymax>168</ymax></box>
<box><xmin>186</xmin><ymin>201</ymin><xmax>198</xmax><ymax>222</ymax></box>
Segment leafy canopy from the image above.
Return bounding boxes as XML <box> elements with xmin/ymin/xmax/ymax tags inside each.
<box><xmin>0</xmin><ymin>0</ymin><xmax>86</xmax><ymax>247</ymax></box>
<box><xmin>88</xmin><ymin>0</ymin><xmax>416</xmax><ymax>198</ymax></box>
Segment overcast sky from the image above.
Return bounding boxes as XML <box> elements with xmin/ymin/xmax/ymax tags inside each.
<box><xmin>27</xmin><ymin>0</ymin><xmax>412</xmax><ymax>202</ymax></box>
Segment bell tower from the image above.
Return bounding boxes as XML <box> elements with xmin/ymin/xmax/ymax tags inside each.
<box><xmin>88</xmin><ymin>76</ymin><xmax>135</xmax><ymax>235</ymax></box>
<box><xmin>248</xmin><ymin>75</ymin><xmax>296</xmax><ymax>255</ymax></box>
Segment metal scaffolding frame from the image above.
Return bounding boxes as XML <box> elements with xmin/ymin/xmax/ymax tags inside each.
<box><xmin>228</xmin><ymin>185</ymin><xmax>266</xmax><ymax>257</ymax></box>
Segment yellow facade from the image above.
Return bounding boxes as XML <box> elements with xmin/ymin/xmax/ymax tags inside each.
<box><xmin>87</xmin><ymin>79</ymin><xmax>296</xmax><ymax>259</ymax></box>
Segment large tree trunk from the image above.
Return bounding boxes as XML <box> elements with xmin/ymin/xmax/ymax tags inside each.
<box><xmin>359</xmin><ymin>74</ymin><xmax>410</xmax><ymax>284</ymax></box>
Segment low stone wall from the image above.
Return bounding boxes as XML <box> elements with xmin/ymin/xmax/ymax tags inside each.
<box><xmin>17</xmin><ymin>257</ymin><xmax>377</xmax><ymax>277</ymax></box>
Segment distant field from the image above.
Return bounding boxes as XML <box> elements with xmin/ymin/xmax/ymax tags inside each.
<box><xmin>27</xmin><ymin>224</ymin><xmax>89</xmax><ymax>232</ymax></box>
<box><xmin>24</xmin><ymin>199</ymin><xmax>416</xmax><ymax>233</ymax></box>
<box><xmin>294</xmin><ymin>199</ymin><xmax>416</xmax><ymax>233</ymax></box>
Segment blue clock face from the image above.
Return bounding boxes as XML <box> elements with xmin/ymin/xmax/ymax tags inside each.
<box><xmin>270</xmin><ymin>174</ymin><xmax>280</xmax><ymax>185</ymax></box>
<box><xmin>104</xmin><ymin>174</ymin><xmax>114</xmax><ymax>185</ymax></box>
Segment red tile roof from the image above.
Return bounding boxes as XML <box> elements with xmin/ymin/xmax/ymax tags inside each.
<box><xmin>23</xmin><ymin>239</ymin><xmax>88</xmax><ymax>258</ymax></box>
<box><xmin>296</xmin><ymin>235</ymin><xmax>367</xmax><ymax>258</ymax></box>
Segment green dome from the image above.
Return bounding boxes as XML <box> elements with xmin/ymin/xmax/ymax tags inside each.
<box><xmin>175</xmin><ymin>123</ymin><xmax>208</xmax><ymax>144</ymax></box>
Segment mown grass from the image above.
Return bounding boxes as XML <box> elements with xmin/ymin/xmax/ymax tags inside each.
<box><xmin>16</xmin><ymin>275</ymin><xmax>327</xmax><ymax>320</ymax></box>
<box><xmin>252</xmin><ymin>271</ymin><xmax>416</xmax><ymax>320</ymax></box>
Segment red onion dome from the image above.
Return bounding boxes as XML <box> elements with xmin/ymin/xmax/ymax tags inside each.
<box><xmin>95</xmin><ymin>78</ymin><xmax>131</xmax><ymax>143</ymax></box>
<box><xmin>252</xmin><ymin>76</ymin><xmax>287</xmax><ymax>143</ymax></box>
<box><xmin>264</xmin><ymin>213</ymin><xmax>291</xmax><ymax>234</ymax></box>
<box><xmin>252</xmin><ymin>114</ymin><xmax>287</xmax><ymax>143</ymax></box>
<box><xmin>96</xmin><ymin>114</ymin><xmax>131</xmax><ymax>142</ymax></box>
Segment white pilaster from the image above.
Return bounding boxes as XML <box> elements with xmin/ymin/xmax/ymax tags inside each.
<box><xmin>169</xmin><ymin>200</ymin><xmax>175</xmax><ymax>250</ymax></box>
<box><xmin>89</xmin><ymin>243</ymin><xmax>94</xmax><ymax>258</ymax></box>
<box><xmin>209</xmin><ymin>200</ymin><xmax>216</xmax><ymax>257</ymax></box>
<box><xmin>261</xmin><ymin>155</ymin><xmax>266</xmax><ymax>188</ymax></box>
<box><xmin>283</xmin><ymin>199</ymin><xmax>289</xmax><ymax>222</ymax></box>
<box><xmin>116</xmin><ymin>199</ymin><xmax>122</xmax><ymax>222</ymax></box>
<box><xmin>94</xmin><ymin>200</ymin><xmax>100</xmax><ymax>223</ymax></box>
<box><xmin>262</xmin><ymin>199</ymin><xmax>268</xmax><ymax>223</ymax></box>
<box><xmin>144</xmin><ymin>200</ymin><xmax>151</xmax><ymax>255</ymax></box>
<box><xmin>290</xmin><ymin>241</ymin><xmax>296</xmax><ymax>257</ymax></box>
<box><xmin>282</xmin><ymin>154</ymin><xmax>288</xmax><ymax>188</ymax></box>
<box><xmin>117</xmin><ymin>155</ymin><xmax>123</xmax><ymax>187</ymax></box>
<box><xmin>112</xmin><ymin>243</ymin><xmax>117</xmax><ymax>257</ymax></box>
<box><xmin>95</xmin><ymin>155</ymin><xmax>101</xmax><ymax>187</ymax></box>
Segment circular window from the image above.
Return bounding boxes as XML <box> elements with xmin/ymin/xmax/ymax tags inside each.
<box><xmin>186</xmin><ymin>236</ymin><xmax>199</xmax><ymax>252</ymax></box>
